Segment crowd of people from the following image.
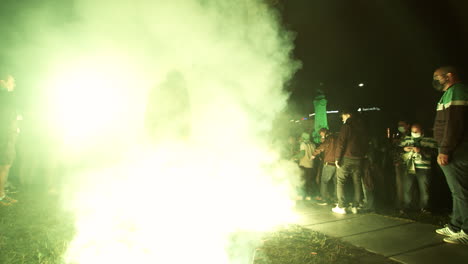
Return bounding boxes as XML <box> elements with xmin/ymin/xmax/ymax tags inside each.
<box><xmin>285</xmin><ymin>66</ymin><xmax>468</xmax><ymax>245</ymax></box>
<box><xmin>0</xmin><ymin>66</ymin><xmax>467</xmax><ymax>246</ymax></box>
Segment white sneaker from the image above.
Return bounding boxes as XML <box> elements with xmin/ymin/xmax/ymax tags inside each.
<box><xmin>436</xmin><ymin>225</ymin><xmax>460</xmax><ymax>237</ymax></box>
<box><xmin>332</xmin><ymin>206</ymin><xmax>346</xmax><ymax>215</ymax></box>
<box><xmin>443</xmin><ymin>230</ymin><xmax>468</xmax><ymax>245</ymax></box>
<box><xmin>351</xmin><ymin>207</ymin><xmax>358</xmax><ymax>214</ymax></box>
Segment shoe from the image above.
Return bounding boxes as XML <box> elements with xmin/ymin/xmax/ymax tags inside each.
<box><xmin>332</xmin><ymin>206</ymin><xmax>346</xmax><ymax>214</ymax></box>
<box><xmin>436</xmin><ymin>225</ymin><xmax>460</xmax><ymax>237</ymax></box>
<box><xmin>443</xmin><ymin>230</ymin><xmax>468</xmax><ymax>245</ymax></box>
<box><xmin>351</xmin><ymin>207</ymin><xmax>358</xmax><ymax>214</ymax></box>
<box><xmin>420</xmin><ymin>208</ymin><xmax>431</xmax><ymax>215</ymax></box>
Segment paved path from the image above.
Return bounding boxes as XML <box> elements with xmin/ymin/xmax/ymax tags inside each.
<box><xmin>295</xmin><ymin>203</ymin><xmax>468</xmax><ymax>264</ymax></box>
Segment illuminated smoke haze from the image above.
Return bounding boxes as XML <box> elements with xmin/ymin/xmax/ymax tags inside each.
<box><xmin>3</xmin><ymin>0</ymin><xmax>302</xmax><ymax>263</ymax></box>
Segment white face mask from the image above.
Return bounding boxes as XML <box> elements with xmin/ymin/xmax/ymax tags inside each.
<box><xmin>411</xmin><ymin>132</ymin><xmax>422</xmax><ymax>138</ymax></box>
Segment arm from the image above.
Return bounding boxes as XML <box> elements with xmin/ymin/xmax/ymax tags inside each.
<box><xmin>440</xmin><ymin>106</ymin><xmax>466</xmax><ymax>155</ymax></box>
<box><xmin>334</xmin><ymin>125</ymin><xmax>349</xmax><ymax>164</ymax></box>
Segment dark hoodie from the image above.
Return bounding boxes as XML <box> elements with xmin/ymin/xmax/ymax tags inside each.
<box><xmin>335</xmin><ymin>117</ymin><xmax>369</xmax><ymax>161</ymax></box>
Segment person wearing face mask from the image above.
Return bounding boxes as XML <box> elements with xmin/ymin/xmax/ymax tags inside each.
<box><xmin>392</xmin><ymin>120</ymin><xmax>411</xmax><ymax>210</ymax></box>
<box><xmin>399</xmin><ymin>124</ymin><xmax>437</xmax><ymax>214</ymax></box>
<box><xmin>432</xmin><ymin>66</ymin><xmax>468</xmax><ymax>245</ymax></box>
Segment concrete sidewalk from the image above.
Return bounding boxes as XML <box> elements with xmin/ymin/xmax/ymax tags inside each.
<box><xmin>295</xmin><ymin>203</ymin><xmax>468</xmax><ymax>264</ymax></box>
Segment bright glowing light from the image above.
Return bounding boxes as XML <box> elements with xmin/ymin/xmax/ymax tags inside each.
<box><xmin>358</xmin><ymin>83</ymin><xmax>365</xmax><ymax>87</ymax></box>
<box><xmin>46</xmin><ymin>54</ymin><xmax>149</xmax><ymax>158</ymax></box>
<box><xmin>37</xmin><ymin>0</ymin><xmax>302</xmax><ymax>263</ymax></box>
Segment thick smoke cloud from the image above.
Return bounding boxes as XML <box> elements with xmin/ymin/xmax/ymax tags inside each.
<box><xmin>2</xmin><ymin>0</ymin><xmax>301</xmax><ymax>263</ymax></box>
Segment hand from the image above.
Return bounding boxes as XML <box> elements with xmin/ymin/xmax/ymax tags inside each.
<box><xmin>437</xmin><ymin>153</ymin><xmax>449</xmax><ymax>166</ymax></box>
<box><xmin>413</xmin><ymin>147</ymin><xmax>421</xmax><ymax>153</ymax></box>
<box><xmin>404</xmin><ymin>146</ymin><xmax>413</xmax><ymax>152</ymax></box>
<box><xmin>335</xmin><ymin>160</ymin><xmax>341</xmax><ymax>168</ymax></box>
<box><xmin>310</xmin><ymin>155</ymin><xmax>316</xmax><ymax>160</ymax></box>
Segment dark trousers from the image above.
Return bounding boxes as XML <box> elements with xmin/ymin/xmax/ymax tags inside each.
<box><xmin>440</xmin><ymin>141</ymin><xmax>468</xmax><ymax>232</ymax></box>
<box><xmin>320</xmin><ymin>164</ymin><xmax>336</xmax><ymax>201</ymax></box>
<box><xmin>336</xmin><ymin>158</ymin><xmax>363</xmax><ymax>207</ymax></box>
<box><xmin>403</xmin><ymin>168</ymin><xmax>431</xmax><ymax>210</ymax></box>
<box><xmin>299</xmin><ymin>166</ymin><xmax>314</xmax><ymax>197</ymax></box>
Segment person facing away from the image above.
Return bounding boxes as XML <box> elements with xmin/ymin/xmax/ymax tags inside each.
<box><xmin>399</xmin><ymin>123</ymin><xmax>437</xmax><ymax>213</ymax></box>
<box><xmin>432</xmin><ymin>66</ymin><xmax>468</xmax><ymax>245</ymax></box>
<box><xmin>332</xmin><ymin>108</ymin><xmax>369</xmax><ymax>214</ymax></box>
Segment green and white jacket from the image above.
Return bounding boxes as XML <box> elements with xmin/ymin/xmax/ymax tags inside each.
<box><xmin>399</xmin><ymin>136</ymin><xmax>437</xmax><ymax>171</ymax></box>
<box><xmin>433</xmin><ymin>83</ymin><xmax>468</xmax><ymax>155</ymax></box>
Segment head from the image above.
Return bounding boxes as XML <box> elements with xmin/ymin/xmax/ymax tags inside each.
<box><xmin>0</xmin><ymin>73</ymin><xmax>15</xmax><ymax>92</ymax></box>
<box><xmin>397</xmin><ymin>120</ymin><xmax>410</xmax><ymax>134</ymax></box>
<box><xmin>301</xmin><ymin>132</ymin><xmax>310</xmax><ymax>142</ymax></box>
<box><xmin>319</xmin><ymin>128</ymin><xmax>329</xmax><ymax>138</ymax></box>
<box><xmin>340</xmin><ymin>108</ymin><xmax>355</xmax><ymax>124</ymax></box>
<box><xmin>433</xmin><ymin>66</ymin><xmax>461</xmax><ymax>92</ymax></box>
<box><xmin>410</xmin><ymin>123</ymin><xmax>423</xmax><ymax>138</ymax></box>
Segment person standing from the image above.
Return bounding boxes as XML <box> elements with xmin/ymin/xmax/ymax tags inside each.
<box><xmin>393</xmin><ymin>120</ymin><xmax>411</xmax><ymax>209</ymax></box>
<box><xmin>311</xmin><ymin>128</ymin><xmax>337</xmax><ymax>205</ymax></box>
<box><xmin>0</xmin><ymin>73</ymin><xmax>19</xmax><ymax>206</ymax></box>
<box><xmin>399</xmin><ymin>123</ymin><xmax>437</xmax><ymax>213</ymax></box>
<box><xmin>294</xmin><ymin>132</ymin><xmax>315</xmax><ymax>200</ymax></box>
<box><xmin>432</xmin><ymin>66</ymin><xmax>468</xmax><ymax>245</ymax></box>
<box><xmin>333</xmin><ymin>109</ymin><xmax>369</xmax><ymax>214</ymax></box>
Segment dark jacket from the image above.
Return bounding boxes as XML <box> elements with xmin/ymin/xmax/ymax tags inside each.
<box><xmin>335</xmin><ymin>117</ymin><xmax>368</xmax><ymax>161</ymax></box>
<box><xmin>433</xmin><ymin>83</ymin><xmax>468</xmax><ymax>155</ymax></box>
<box><xmin>312</xmin><ymin>134</ymin><xmax>337</xmax><ymax>163</ymax></box>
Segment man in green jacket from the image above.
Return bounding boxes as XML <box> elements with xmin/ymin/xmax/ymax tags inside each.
<box><xmin>432</xmin><ymin>66</ymin><xmax>468</xmax><ymax>245</ymax></box>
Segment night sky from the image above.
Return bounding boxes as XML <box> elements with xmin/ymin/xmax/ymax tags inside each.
<box><xmin>280</xmin><ymin>0</ymin><xmax>468</xmax><ymax>128</ymax></box>
<box><xmin>2</xmin><ymin>0</ymin><xmax>468</xmax><ymax>130</ymax></box>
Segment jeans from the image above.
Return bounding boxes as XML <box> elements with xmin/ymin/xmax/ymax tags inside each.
<box><xmin>394</xmin><ymin>163</ymin><xmax>406</xmax><ymax>208</ymax></box>
<box><xmin>320</xmin><ymin>164</ymin><xmax>336</xmax><ymax>201</ymax></box>
<box><xmin>336</xmin><ymin>157</ymin><xmax>363</xmax><ymax>208</ymax></box>
<box><xmin>440</xmin><ymin>141</ymin><xmax>468</xmax><ymax>232</ymax></box>
<box><xmin>299</xmin><ymin>166</ymin><xmax>314</xmax><ymax>197</ymax></box>
<box><xmin>402</xmin><ymin>168</ymin><xmax>431</xmax><ymax>210</ymax></box>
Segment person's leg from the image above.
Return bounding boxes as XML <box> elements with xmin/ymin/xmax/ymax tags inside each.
<box><xmin>402</xmin><ymin>172</ymin><xmax>415</xmax><ymax>210</ymax></box>
<box><xmin>304</xmin><ymin>167</ymin><xmax>314</xmax><ymax>199</ymax></box>
<box><xmin>395</xmin><ymin>163</ymin><xmax>405</xmax><ymax>208</ymax></box>
<box><xmin>361</xmin><ymin>179</ymin><xmax>375</xmax><ymax>210</ymax></box>
<box><xmin>0</xmin><ymin>165</ymin><xmax>9</xmax><ymax>198</ymax></box>
<box><xmin>416</xmin><ymin>169</ymin><xmax>431</xmax><ymax>210</ymax></box>
<box><xmin>298</xmin><ymin>166</ymin><xmax>307</xmax><ymax>199</ymax></box>
<box><xmin>351</xmin><ymin>159</ymin><xmax>363</xmax><ymax>208</ymax></box>
<box><xmin>440</xmin><ymin>145</ymin><xmax>468</xmax><ymax>232</ymax></box>
<box><xmin>336</xmin><ymin>161</ymin><xmax>350</xmax><ymax>208</ymax></box>
<box><xmin>320</xmin><ymin>165</ymin><xmax>333</xmax><ymax>201</ymax></box>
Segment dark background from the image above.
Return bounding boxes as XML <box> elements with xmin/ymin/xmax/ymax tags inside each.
<box><xmin>1</xmin><ymin>0</ymin><xmax>468</xmax><ymax>131</ymax></box>
<box><xmin>277</xmin><ymin>0</ymin><xmax>468</xmax><ymax>130</ymax></box>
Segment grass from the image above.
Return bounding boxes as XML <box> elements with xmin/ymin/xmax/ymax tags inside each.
<box><xmin>1</xmin><ymin>187</ymin><xmax>398</xmax><ymax>264</ymax></box>
<box><xmin>254</xmin><ymin>225</ymin><xmax>397</xmax><ymax>264</ymax></box>
<box><xmin>0</xmin><ymin>189</ymin><xmax>75</xmax><ymax>264</ymax></box>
